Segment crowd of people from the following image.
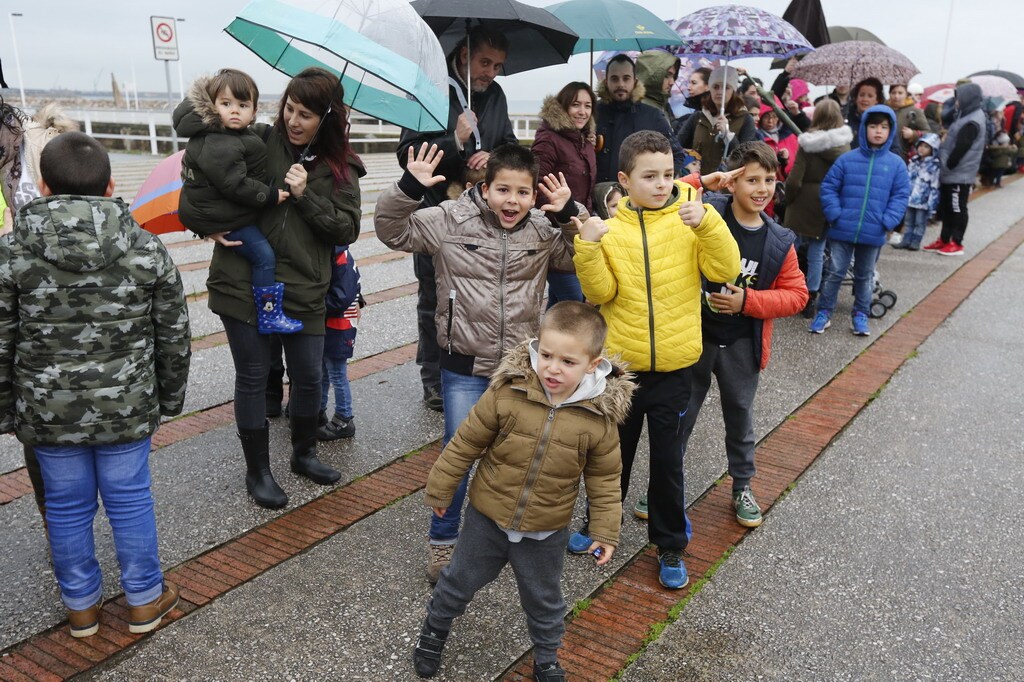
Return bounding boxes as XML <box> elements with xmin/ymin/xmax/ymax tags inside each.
<box><xmin>0</xmin><ymin>24</ymin><xmax>1018</xmax><ymax>680</ymax></box>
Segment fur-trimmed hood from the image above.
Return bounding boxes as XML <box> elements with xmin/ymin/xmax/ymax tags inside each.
<box><xmin>538</xmin><ymin>95</ymin><xmax>596</xmax><ymax>136</ymax></box>
<box><xmin>798</xmin><ymin>125</ymin><xmax>854</xmax><ymax>153</ymax></box>
<box><xmin>597</xmin><ymin>78</ymin><xmax>646</xmax><ymax>105</ymax></box>
<box><xmin>173</xmin><ymin>75</ymin><xmax>225</xmax><ymax>137</ymax></box>
<box><xmin>490</xmin><ymin>340</ymin><xmax>635</xmax><ymax>424</ymax></box>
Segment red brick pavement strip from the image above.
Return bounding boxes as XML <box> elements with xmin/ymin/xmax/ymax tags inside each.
<box><xmin>0</xmin><ymin>341</ymin><xmax>418</xmax><ymax>507</ymax></box>
<box><xmin>500</xmin><ymin>221</ymin><xmax>1024</xmax><ymax>681</ymax></box>
<box><xmin>0</xmin><ymin>440</ymin><xmax>443</xmax><ymax>680</ymax></box>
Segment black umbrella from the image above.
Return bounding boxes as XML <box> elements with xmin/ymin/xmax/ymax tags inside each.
<box><xmin>770</xmin><ymin>0</ymin><xmax>829</xmax><ymax>69</ymax></box>
<box><xmin>970</xmin><ymin>69</ymin><xmax>1024</xmax><ymax>90</ymax></box>
<box><xmin>411</xmin><ymin>0</ymin><xmax>578</xmax><ymax>76</ymax></box>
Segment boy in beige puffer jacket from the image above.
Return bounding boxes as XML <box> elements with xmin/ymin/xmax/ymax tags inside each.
<box><xmin>411</xmin><ymin>302</ymin><xmax>634</xmax><ymax>681</ymax></box>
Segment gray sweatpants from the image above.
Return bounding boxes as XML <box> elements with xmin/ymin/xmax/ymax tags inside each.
<box><xmin>426</xmin><ymin>504</ymin><xmax>569</xmax><ymax>664</ymax></box>
<box><xmin>679</xmin><ymin>337</ymin><xmax>760</xmax><ymax>490</ymax></box>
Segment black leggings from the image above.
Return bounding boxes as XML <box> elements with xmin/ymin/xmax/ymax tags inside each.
<box><xmin>221</xmin><ymin>316</ymin><xmax>324</xmax><ymax>430</ymax></box>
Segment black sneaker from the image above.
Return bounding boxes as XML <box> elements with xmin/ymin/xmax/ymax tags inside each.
<box><xmin>534</xmin><ymin>661</ymin><xmax>567</xmax><ymax>681</ymax></box>
<box><xmin>413</xmin><ymin>621</ymin><xmax>448</xmax><ymax>678</ymax></box>
<box><xmin>423</xmin><ymin>386</ymin><xmax>443</xmax><ymax>413</ymax></box>
<box><xmin>317</xmin><ymin>415</ymin><xmax>355</xmax><ymax>441</ymax></box>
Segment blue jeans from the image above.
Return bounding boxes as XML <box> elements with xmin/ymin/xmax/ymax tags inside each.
<box><xmin>900</xmin><ymin>208</ymin><xmax>929</xmax><ymax>249</ymax></box>
<box><xmin>34</xmin><ymin>438</ymin><xmax>164</xmax><ymax>610</ymax></box>
<box><xmin>430</xmin><ymin>368</ymin><xmax>489</xmax><ymax>541</ymax></box>
<box><xmin>803</xmin><ymin>236</ymin><xmax>827</xmax><ymax>293</ymax></box>
<box><xmin>227</xmin><ymin>224</ymin><xmax>276</xmax><ymax>288</ymax></box>
<box><xmin>817</xmin><ymin>239</ymin><xmax>881</xmax><ymax>317</ymax></box>
<box><xmin>545</xmin><ymin>270</ymin><xmax>584</xmax><ymax>309</ymax></box>
<box><xmin>320</xmin><ymin>356</ymin><xmax>352</xmax><ymax>419</ymax></box>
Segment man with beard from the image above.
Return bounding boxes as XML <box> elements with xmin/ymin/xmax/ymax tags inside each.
<box><xmin>396</xmin><ymin>26</ymin><xmax>517</xmax><ymax>413</ymax></box>
<box><xmin>595</xmin><ymin>54</ymin><xmax>685</xmax><ymax>183</ymax></box>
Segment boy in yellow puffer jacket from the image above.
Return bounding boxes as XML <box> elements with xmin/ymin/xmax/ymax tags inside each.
<box><xmin>570</xmin><ymin>130</ymin><xmax>741</xmax><ymax>590</ymax></box>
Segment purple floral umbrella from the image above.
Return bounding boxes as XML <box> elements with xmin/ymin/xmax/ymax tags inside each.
<box><xmin>670</xmin><ymin>4</ymin><xmax>813</xmax><ymax>61</ymax></box>
<box><xmin>788</xmin><ymin>41</ymin><xmax>919</xmax><ymax>87</ymax></box>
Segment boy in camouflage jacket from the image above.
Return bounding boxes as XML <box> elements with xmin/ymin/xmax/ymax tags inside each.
<box><xmin>0</xmin><ymin>133</ymin><xmax>191</xmax><ymax>639</ymax></box>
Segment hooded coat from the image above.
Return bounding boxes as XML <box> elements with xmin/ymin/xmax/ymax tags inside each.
<box><xmin>676</xmin><ymin>97</ymin><xmax>758</xmax><ymax>174</ymax></box>
<box><xmin>940</xmin><ymin>83</ymin><xmax>987</xmax><ymax>185</ymax></box>
<box><xmin>173</xmin><ymin>76</ymin><xmax>279</xmax><ymax>235</ymax></box>
<box><xmin>573</xmin><ymin>180</ymin><xmax>740</xmax><ymax>372</ymax></box>
<box><xmin>635</xmin><ymin>50</ymin><xmax>680</xmax><ymax>122</ymax></box>
<box><xmin>532</xmin><ymin>95</ymin><xmax>597</xmax><ymax>212</ymax></box>
<box><xmin>820</xmin><ymin>105</ymin><xmax>911</xmax><ymax>246</ymax></box>
<box><xmin>907</xmin><ymin>133</ymin><xmax>942</xmax><ymax>213</ymax></box>
<box><xmin>0</xmin><ymin>196</ymin><xmax>191</xmax><ymax>445</ymax></box>
<box><xmin>424</xmin><ymin>340</ymin><xmax>635</xmax><ymax>546</ymax></box>
<box><xmin>594</xmin><ymin>79</ymin><xmax>683</xmax><ymax>183</ymax></box>
<box><xmin>892</xmin><ymin>98</ymin><xmax>931</xmax><ymax>160</ymax></box>
<box><xmin>784</xmin><ymin>125</ymin><xmax>854</xmax><ymax>238</ymax></box>
<box><xmin>374</xmin><ymin>175</ymin><xmax>581</xmax><ymax>379</ymax></box>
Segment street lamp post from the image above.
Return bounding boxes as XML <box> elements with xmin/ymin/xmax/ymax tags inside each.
<box><xmin>8</xmin><ymin>12</ymin><xmax>26</xmax><ymax>108</ymax></box>
<box><xmin>176</xmin><ymin>17</ymin><xmax>186</xmax><ymax>99</ymax></box>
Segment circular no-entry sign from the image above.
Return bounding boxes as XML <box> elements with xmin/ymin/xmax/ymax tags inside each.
<box><xmin>156</xmin><ymin>22</ymin><xmax>174</xmax><ymax>42</ymax></box>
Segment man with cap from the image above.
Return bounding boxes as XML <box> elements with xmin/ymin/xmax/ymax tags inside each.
<box><xmin>594</xmin><ymin>53</ymin><xmax>686</xmax><ymax>183</ymax></box>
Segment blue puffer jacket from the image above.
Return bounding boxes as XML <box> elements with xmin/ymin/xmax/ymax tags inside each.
<box><xmin>820</xmin><ymin>105</ymin><xmax>910</xmax><ymax>247</ymax></box>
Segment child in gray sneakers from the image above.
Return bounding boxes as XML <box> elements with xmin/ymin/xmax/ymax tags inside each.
<box><xmin>412</xmin><ymin>302</ymin><xmax>634</xmax><ymax>680</ymax></box>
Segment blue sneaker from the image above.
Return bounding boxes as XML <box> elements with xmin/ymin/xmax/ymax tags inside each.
<box><xmin>658</xmin><ymin>550</ymin><xmax>689</xmax><ymax>589</ymax></box>
<box><xmin>851</xmin><ymin>312</ymin><xmax>870</xmax><ymax>336</ymax></box>
<box><xmin>809</xmin><ymin>310</ymin><xmax>831</xmax><ymax>334</ymax></box>
<box><xmin>567</xmin><ymin>529</ymin><xmax>593</xmax><ymax>554</ymax></box>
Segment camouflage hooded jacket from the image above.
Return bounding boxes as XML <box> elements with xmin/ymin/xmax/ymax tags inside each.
<box><xmin>0</xmin><ymin>196</ymin><xmax>191</xmax><ymax>445</ymax></box>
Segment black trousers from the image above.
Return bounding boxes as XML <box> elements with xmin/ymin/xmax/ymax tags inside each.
<box><xmin>619</xmin><ymin>367</ymin><xmax>693</xmax><ymax>552</ymax></box>
<box><xmin>939</xmin><ymin>183</ymin><xmax>971</xmax><ymax>245</ymax></box>
<box><xmin>221</xmin><ymin>316</ymin><xmax>324</xmax><ymax>430</ymax></box>
<box><xmin>413</xmin><ymin>252</ymin><xmax>441</xmax><ymax>394</ymax></box>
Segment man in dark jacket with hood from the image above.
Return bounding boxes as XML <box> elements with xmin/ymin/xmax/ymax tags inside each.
<box><xmin>924</xmin><ymin>83</ymin><xmax>986</xmax><ymax>256</ymax></box>
<box><xmin>595</xmin><ymin>54</ymin><xmax>686</xmax><ymax>183</ymax></box>
<box><xmin>395</xmin><ymin>26</ymin><xmax>517</xmax><ymax>411</ymax></box>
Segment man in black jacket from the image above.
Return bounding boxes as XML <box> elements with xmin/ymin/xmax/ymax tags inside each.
<box><xmin>396</xmin><ymin>26</ymin><xmax>517</xmax><ymax>412</ymax></box>
<box><xmin>595</xmin><ymin>54</ymin><xmax>685</xmax><ymax>183</ymax></box>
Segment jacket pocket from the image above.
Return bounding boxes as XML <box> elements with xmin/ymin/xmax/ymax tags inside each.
<box><xmin>445</xmin><ymin>289</ymin><xmax>457</xmax><ymax>353</ymax></box>
<box><xmin>577</xmin><ymin>433</ymin><xmax>590</xmax><ymax>468</ymax></box>
<box><xmin>493</xmin><ymin>415</ymin><xmax>517</xmax><ymax>448</ymax></box>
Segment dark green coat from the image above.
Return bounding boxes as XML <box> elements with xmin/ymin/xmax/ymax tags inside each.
<box><xmin>173</xmin><ymin>77</ymin><xmax>278</xmax><ymax>236</ymax></box>
<box><xmin>0</xmin><ymin>196</ymin><xmax>191</xmax><ymax>445</ymax></box>
<box><xmin>205</xmin><ymin>125</ymin><xmax>365</xmax><ymax>334</ymax></box>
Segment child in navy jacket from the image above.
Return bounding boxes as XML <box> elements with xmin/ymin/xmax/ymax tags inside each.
<box><xmin>318</xmin><ymin>246</ymin><xmax>363</xmax><ymax>440</ymax></box>
<box><xmin>812</xmin><ymin>104</ymin><xmax>909</xmax><ymax>337</ymax></box>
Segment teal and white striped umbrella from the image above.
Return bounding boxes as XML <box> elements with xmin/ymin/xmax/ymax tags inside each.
<box><xmin>226</xmin><ymin>0</ymin><xmax>450</xmax><ymax>131</ymax></box>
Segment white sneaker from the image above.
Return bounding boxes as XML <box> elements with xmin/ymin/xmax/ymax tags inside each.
<box><xmin>888</xmin><ymin>232</ymin><xmax>904</xmax><ymax>245</ymax></box>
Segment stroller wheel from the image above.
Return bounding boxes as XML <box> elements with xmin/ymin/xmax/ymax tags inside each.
<box><xmin>878</xmin><ymin>291</ymin><xmax>897</xmax><ymax>309</ymax></box>
<box><xmin>870</xmin><ymin>301</ymin><xmax>888</xmax><ymax>319</ymax></box>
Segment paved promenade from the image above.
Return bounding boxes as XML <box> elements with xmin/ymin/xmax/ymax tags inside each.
<box><xmin>0</xmin><ymin>153</ymin><xmax>1022</xmax><ymax>681</ymax></box>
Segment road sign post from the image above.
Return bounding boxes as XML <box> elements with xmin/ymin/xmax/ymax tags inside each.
<box><xmin>151</xmin><ymin>16</ymin><xmax>180</xmax><ymax>151</ymax></box>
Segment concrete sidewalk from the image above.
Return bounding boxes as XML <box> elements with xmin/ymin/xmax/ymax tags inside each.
<box><xmin>623</xmin><ymin>235</ymin><xmax>1024</xmax><ymax>680</ymax></box>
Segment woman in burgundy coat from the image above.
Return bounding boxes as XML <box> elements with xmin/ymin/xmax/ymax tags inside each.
<box><xmin>531</xmin><ymin>81</ymin><xmax>597</xmax><ymax>306</ymax></box>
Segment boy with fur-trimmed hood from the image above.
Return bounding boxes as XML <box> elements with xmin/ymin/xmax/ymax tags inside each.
<box><xmin>173</xmin><ymin>68</ymin><xmax>300</xmax><ymax>335</ymax></box>
<box><xmin>413</xmin><ymin>302</ymin><xmax>635</xmax><ymax>681</ymax></box>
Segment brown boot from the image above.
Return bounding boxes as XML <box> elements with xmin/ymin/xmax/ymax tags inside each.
<box><xmin>128</xmin><ymin>583</ymin><xmax>179</xmax><ymax>634</ymax></box>
<box><xmin>68</xmin><ymin>598</ymin><xmax>102</xmax><ymax>638</ymax></box>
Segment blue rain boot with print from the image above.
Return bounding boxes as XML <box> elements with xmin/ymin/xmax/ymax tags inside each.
<box><xmin>254</xmin><ymin>283</ymin><xmax>304</xmax><ymax>335</ymax></box>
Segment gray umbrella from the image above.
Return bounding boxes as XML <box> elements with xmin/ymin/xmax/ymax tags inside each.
<box><xmin>970</xmin><ymin>69</ymin><xmax>1024</xmax><ymax>90</ymax></box>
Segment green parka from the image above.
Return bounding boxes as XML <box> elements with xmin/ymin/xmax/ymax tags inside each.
<box><xmin>173</xmin><ymin>77</ymin><xmax>278</xmax><ymax>236</ymax></box>
<box><xmin>204</xmin><ymin>125</ymin><xmax>364</xmax><ymax>334</ymax></box>
<box><xmin>635</xmin><ymin>50</ymin><xmax>680</xmax><ymax>123</ymax></box>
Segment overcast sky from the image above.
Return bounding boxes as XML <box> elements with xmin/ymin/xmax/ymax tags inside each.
<box><xmin>2</xmin><ymin>0</ymin><xmax>1017</xmax><ymax>111</ymax></box>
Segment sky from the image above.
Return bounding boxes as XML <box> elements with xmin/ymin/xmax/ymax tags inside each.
<box><xmin>1</xmin><ymin>0</ymin><xmax>1019</xmax><ymax>112</ymax></box>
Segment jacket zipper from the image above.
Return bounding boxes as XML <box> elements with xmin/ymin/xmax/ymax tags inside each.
<box><xmin>499</xmin><ymin>230</ymin><xmax>508</xmax><ymax>355</ymax></box>
<box><xmin>511</xmin><ymin>407</ymin><xmax>555</xmax><ymax>528</ymax></box>
<box><xmin>638</xmin><ymin>210</ymin><xmax>656</xmax><ymax>371</ymax></box>
<box><xmin>446</xmin><ymin>289</ymin><xmax>457</xmax><ymax>353</ymax></box>
<box><xmin>853</xmin><ymin>152</ymin><xmax>877</xmax><ymax>243</ymax></box>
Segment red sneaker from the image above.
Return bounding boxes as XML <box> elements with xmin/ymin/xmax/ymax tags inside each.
<box><xmin>922</xmin><ymin>238</ymin><xmax>947</xmax><ymax>252</ymax></box>
<box><xmin>937</xmin><ymin>242</ymin><xmax>964</xmax><ymax>256</ymax></box>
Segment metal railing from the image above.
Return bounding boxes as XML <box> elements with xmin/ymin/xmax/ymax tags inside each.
<box><xmin>52</xmin><ymin>108</ymin><xmax>541</xmax><ymax>154</ymax></box>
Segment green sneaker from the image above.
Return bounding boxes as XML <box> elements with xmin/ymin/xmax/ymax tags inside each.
<box><xmin>733</xmin><ymin>486</ymin><xmax>762</xmax><ymax>527</ymax></box>
<box><xmin>633</xmin><ymin>495</ymin><xmax>649</xmax><ymax>520</ymax></box>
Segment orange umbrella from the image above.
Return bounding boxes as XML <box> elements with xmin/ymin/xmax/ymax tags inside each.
<box><xmin>130</xmin><ymin>151</ymin><xmax>185</xmax><ymax>234</ymax></box>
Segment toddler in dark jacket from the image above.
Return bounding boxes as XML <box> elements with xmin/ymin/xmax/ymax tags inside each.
<box><xmin>317</xmin><ymin>245</ymin><xmax>363</xmax><ymax>440</ymax></box>
<box><xmin>173</xmin><ymin>68</ymin><xmax>299</xmax><ymax>334</ymax></box>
